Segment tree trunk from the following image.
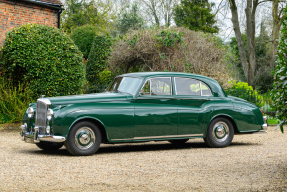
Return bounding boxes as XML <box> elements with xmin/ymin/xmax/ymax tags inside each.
<box><xmin>229</xmin><ymin>0</ymin><xmax>250</xmax><ymax>83</ymax></box>
<box><xmin>272</xmin><ymin>0</ymin><xmax>285</xmax><ymax>57</ymax></box>
<box><xmin>229</xmin><ymin>0</ymin><xmax>259</xmax><ymax>85</ymax></box>
<box><xmin>245</xmin><ymin>0</ymin><xmax>258</xmax><ymax>85</ymax></box>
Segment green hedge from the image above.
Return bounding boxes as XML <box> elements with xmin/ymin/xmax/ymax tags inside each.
<box><xmin>1</xmin><ymin>24</ymin><xmax>86</xmax><ymax>98</ymax></box>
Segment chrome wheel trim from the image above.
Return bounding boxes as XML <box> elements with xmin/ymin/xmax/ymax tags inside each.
<box><xmin>212</xmin><ymin>121</ymin><xmax>229</xmax><ymax>143</ymax></box>
<box><xmin>74</xmin><ymin>127</ymin><xmax>96</xmax><ymax>150</ymax></box>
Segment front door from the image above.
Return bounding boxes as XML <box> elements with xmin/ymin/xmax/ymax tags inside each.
<box><xmin>134</xmin><ymin>77</ymin><xmax>178</xmax><ymax>139</ymax></box>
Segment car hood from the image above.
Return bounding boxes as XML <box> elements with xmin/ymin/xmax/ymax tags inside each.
<box><xmin>47</xmin><ymin>92</ymin><xmax>132</xmax><ymax>105</ymax></box>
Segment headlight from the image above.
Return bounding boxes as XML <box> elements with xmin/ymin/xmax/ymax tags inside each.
<box><xmin>46</xmin><ymin>126</ymin><xmax>50</xmax><ymax>134</ymax></box>
<box><xmin>27</xmin><ymin>107</ymin><xmax>34</xmax><ymax>118</ymax></box>
<box><xmin>47</xmin><ymin>109</ymin><xmax>53</xmax><ymax>121</ymax></box>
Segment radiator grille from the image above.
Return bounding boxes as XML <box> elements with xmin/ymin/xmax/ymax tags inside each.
<box><xmin>35</xmin><ymin>99</ymin><xmax>49</xmax><ymax>129</ymax></box>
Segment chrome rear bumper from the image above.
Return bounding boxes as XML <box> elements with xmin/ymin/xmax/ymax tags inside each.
<box><xmin>21</xmin><ymin>124</ymin><xmax>65</xmax><ymax>144</ymax></box>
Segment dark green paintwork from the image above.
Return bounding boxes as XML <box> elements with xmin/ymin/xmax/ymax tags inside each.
<box><xmin>23</xmin><ymin>72</ymin><xmax>264</xmax><ymax>143</ymax></box>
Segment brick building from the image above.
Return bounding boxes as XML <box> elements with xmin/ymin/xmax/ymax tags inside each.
<box><xmin>0</xmin><ymin>0</ymin><xmax>63</xmax><ymax>46</ymax></box>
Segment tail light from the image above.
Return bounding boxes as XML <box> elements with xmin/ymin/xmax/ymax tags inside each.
<box><xmin>260</xmin><ymin>109</ymin><xmax>264</xmax><ymax>115</ymax></box>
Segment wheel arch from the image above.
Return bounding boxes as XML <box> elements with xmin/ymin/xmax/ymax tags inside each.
<box><xmin>66</xmin><ymin>117</ymin><xmax>109</xmax><ymax>143</ymax></box>
<box><xmin>209</xmin><ymin>114</ymin><xmax>239</xmax><ymax>135</ymax></box>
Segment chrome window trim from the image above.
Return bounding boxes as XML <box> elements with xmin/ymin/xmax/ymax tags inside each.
<box><xmin>200</xmin><ymin>81</ymin><xmax>203</xmax><ymax>96</ymax></box>
<box><xmin>201</xmin><ymin>81</ymin><xmax>212</xmax><ymax>96</ymax></box>
<box><xmin>138</xmin><ymin>77</ymin><xmax>172</xmax><ymax>96</ymax></box>
<box><xmin>174</xmin><ymin>77</ymin><xmax>212</xmax><ymax>96</ymax></box>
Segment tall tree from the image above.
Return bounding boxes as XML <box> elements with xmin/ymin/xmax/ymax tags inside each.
<box><xmin>173</xmin><ymin>0</ymin><xmax>219</xmax><ymax>34</ymax></box>
<box><xmin>139</xmin><ymin>0</ymin><xmax>179</xmax><ymax>27</ymax></box>
<box><xmin>114</xmin><ymin>3</ymin><xmax>145</xmax><ymax>35</ymax></box>
<box><xmin>228</xmin><ymin>0</ymin><xmax>263</xmax><ymax>85</ymax></box>
<box><xmin>61</xmin><ymin>0</ymin><xmax>116</xmax><ymax>34</ymax></box>
<box><xmin>161</xmin><ymin>0</ymin><xmax>175</xmax><ymax>26</ymax></box>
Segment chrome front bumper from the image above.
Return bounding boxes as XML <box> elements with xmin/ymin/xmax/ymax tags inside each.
<box><xmin>21</xmin><ymin>124</ymin><xmax>65</xmax><ymax>144</ymax></box>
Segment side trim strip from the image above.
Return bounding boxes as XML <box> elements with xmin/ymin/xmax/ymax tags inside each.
<box><xmin>111</xmin><ymin>134</ymin><xmax>203</xmax><ymax>141</ymax></box>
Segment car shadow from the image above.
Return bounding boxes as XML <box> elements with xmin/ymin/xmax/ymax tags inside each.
<box><xmin>18</xmin><ymin>141</ymin><xmax>261</xmax><ymax>156</ymax></box>
<box><xmin>96</xmin><ymin>141</ymin><xmax>261</xmax><ymax>154</ymax></box>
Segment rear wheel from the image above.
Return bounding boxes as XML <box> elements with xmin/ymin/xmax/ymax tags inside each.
<box><xmin>204</xmin><ymin>117</ymin><xmax>234</xmax><ymax>148</ymax></box>
<box><xmin>36</xmin><ymin>141</ymin><xmax>64</xmax><ymax>150</ymax></box>
<box><xmin>65</xmin><ymin>121</ymin><xmax>102</xmax><ymax>156</ymax></box>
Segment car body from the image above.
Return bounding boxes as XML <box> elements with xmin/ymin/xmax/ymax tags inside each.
<box><xmin>21</xmin><ymin>72</ymin><xmax>267</xmax><ymax>155</ymax></box>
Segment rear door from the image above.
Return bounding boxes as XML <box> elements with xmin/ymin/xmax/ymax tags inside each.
<box><xmin>174</xmin><ymin>77</ymin><xmax>212</xmax><ymax>135</ymax></box>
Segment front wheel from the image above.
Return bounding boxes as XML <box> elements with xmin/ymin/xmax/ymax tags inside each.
<box><xmin>65</xmin><ymin>121</ymin><xmax>102</xmax><ymax>156</ymax></box>
<box><xmin>36</xmin><ymin>141</ymin><xmax>64</xmax><ymax>150</ymax></box>
<box><xmin>204</xmin><ymin>118</ymin><xmax>234</xmax><ymax>148</ymax></box>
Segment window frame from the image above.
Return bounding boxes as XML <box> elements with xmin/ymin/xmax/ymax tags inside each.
<box><xmin>139</xmin><ymin>77</ymin><xmax>172</xmax><ymax>96</ymax></box>
<box><xmin>174</xmin><ymin>77</ymin><xmax>212</xmax><ymax>96</ymax></box>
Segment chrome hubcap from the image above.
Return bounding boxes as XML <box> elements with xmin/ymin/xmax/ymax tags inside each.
<box><xmin>212</xmin><ymin>122</ymin><xmax>229</xmax><ymax>142</ymax></box>
<box><xmin>79</xmin><ymin>133</ymin><xmax>90</xmax><ymax>145</ymax></box>
<box><xmin>75</xmin><ymin>127</ymin><xmax>95</xmax><ymax>150</ymax></box>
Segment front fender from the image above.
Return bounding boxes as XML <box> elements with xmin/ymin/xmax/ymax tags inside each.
<box><xmin>52</xmin><ymin>102</ymin><xmax>135</xmax><ymax>140</ymax></box>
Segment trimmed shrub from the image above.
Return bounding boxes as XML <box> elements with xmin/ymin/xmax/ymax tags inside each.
<box><xmin>271</xmin><ymin>7</ymin><xmax>287</xmax><ymax>132</ymax></box>
<box><xmin>86</xmin><ymin>35</ymin><xmax>113</xmax><ymax>91</ymax></box>
<box><xmin>1</xmin><ymin>23</ymin><xmax>85</xmax><ymax>98</ymax></box>
<box><xmin>225</xmin><ymin>81</ymin><xmax>264</xmax><ymax>107</ymax></box>
<box><xmin>70</xmin><ymin>25</ymin><xmax>102</xmax><ymax>59</ymax></box>
<box><xmin>109</xmin><ymin>27</ymin><xmax>233</xmax><ymax>88</ymax></box>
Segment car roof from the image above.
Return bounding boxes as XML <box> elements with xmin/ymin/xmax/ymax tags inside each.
<box><xmin>120</xmin><ymin>72</ymin><xmax>215</xmax><ymax>81</ymax></box>
<box><xmin>119</xmin><ymin>72</ymin><xmax>227</xmax><ymax>97</ymax></box>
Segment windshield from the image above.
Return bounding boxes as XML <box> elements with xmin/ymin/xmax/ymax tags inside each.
<box><xmin>107</xmin><ymin>76</ymin><xmax>142</xmax><ymax>95</ymax></box>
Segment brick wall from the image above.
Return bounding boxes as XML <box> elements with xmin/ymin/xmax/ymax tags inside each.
<box><xmin>0</xmin><ymin>0</ymin><xmax>59</xmax><ymax>47</ymax></box>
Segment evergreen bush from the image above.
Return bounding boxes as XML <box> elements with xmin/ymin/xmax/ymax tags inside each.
<box><xmin>252</xmin><ymin>69</ymin><xmax>274</xmax><ymax>93</ymax></box>
<box><xmin>70</xmin><ymin>25</ymin><xmax>101</xmax><ymax>59</ymax></box>
<box><xmin>86</xmin><ymin>35</ymin><xmax>113</xmax><ymax>91</ymax></box>
<box><xmin>271</xmin><ymin>7</ymin><xmax>287</xmax><ymax>132</ymax></box>
<box><xmin>1</xmin><ymin>24</ymin><xmax>85</xmax><ymax>98</ymax></box>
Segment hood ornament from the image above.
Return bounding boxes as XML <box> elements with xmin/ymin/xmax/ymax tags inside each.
<box><xmin>41</xmin><ymin>95</ymin><xmax>45</xmax><ymax>98</ymax></box>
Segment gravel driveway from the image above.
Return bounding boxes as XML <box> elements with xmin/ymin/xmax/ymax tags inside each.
<box><xmin>0</xmin><ymin>126</ymin><xmax>287</xmax><ymax>191</ymax></box>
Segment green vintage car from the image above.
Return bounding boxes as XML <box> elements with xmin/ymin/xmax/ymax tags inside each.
<box><xmin>21</xmin><ymin>72</ymin><xmax>267</xmax><ymax>156</ymax></box>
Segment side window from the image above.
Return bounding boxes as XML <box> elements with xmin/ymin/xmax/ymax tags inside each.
<box><xmin>175</xmin><ymin>77</ymin><xmax>212</xmax><ymax>96</ymax></box>
<box><xmin>140</xmin><ymin>77</ymin><xmax>171</xmax><ymax>95</ymax></box>
<box><xmin>141</xmin><ymin>80</ymin><xmax>150</xmax><ymax>95</ymax></box>
<box><xmin>201</xmin><ymin>82</ymin><xmax>212</xmax><ymax>96</ymax></box>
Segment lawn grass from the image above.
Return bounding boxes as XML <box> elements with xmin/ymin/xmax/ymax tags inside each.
<box><xmin>267</xmin><ymin>119</ymin><xmax>279</xmax><ymax>125</ymax></box>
